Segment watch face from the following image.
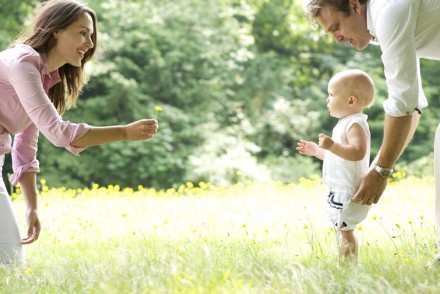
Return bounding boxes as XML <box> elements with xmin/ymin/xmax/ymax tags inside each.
<box><xmin>382</xmin><ymin>169</ymin><xmax>392</xmax><ymax>177</ymax></box>
<box><xmin>376</xmin><ymin>166</ymin><xmax>393</xmax><ymax>178</ymax></box>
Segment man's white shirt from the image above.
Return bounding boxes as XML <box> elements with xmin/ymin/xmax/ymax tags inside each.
<box><xmin>367</xmin><ymin>0</ymin><xmax>440</xmax><ymax>117</ymax></box>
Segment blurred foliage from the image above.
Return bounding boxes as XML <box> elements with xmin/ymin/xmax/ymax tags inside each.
<box><xmin>0</xmin><ymin>0</ymin><xmax>38</xmax><ymax>49</ymax></box>
<box><xmin>1</xmin><ymin>0</ymin><xmax>439</xmax><ymax>189</ymax></box>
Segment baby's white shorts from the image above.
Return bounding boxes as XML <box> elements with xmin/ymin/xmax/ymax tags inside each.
<box><xmin>326</xmin><ymin>190</ymin><xmax>371</xmax><ymax>231</ymax></box>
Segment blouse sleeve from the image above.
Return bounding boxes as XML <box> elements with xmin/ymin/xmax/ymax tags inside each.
<box><xmin>8</xmin><ymin>53</ymin><xmax>91</xmax><ymax>149</ymax></box>
<box><xmin>10</xmin><ymin>124</ymin><xmax>40</xmax><ymax>186</ymax></box>
<box><xmin>7</xmin><ymin>51</ymin><xmax>91</xmax><ymax>184</ymax></box>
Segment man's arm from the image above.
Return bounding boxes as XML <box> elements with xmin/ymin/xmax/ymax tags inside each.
<box><xmin>376</xmin><ymin>114</ymin><xmax>415</xmax><ymax>167</ymax></box>
<box><xmin>352</xmin><ymin>113</ymin><xmax>419</xmax><ymax>205</ymax></box>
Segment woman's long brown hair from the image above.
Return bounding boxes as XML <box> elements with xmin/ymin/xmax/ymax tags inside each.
<box><xmin>15</xmin><ymin>0</ymin><xmax>98</xmax><ymax>114</ymax></box>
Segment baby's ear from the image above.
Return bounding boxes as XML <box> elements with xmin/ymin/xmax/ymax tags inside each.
<box><xmin>348</xmin><ymin>96</ymin><xmax>358</xmax><ymax>106</ymax></box>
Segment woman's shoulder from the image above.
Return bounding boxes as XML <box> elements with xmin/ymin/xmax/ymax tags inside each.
<box><xmin>9</xmin><ymin>44</ymin><xmax>40</xmax><ymax>59</ymax></box>
<box><xmin>2</xmin><ymin>44</ymin><xmax>44</xmax><ymax>70</ymax></box>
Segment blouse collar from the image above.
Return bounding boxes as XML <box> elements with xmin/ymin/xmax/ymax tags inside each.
<box><xmin>39</xmin><ymin>51</ymin><xmax>61</xmax><ymax>90</ymax></box>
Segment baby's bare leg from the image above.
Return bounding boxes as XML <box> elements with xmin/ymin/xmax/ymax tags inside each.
<box><xmin>339</xmin><ymin>229</ymin><xmax>358</xmax><ymax>264</ymax></box>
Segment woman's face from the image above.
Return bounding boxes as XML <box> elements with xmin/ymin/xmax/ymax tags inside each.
<box><xmin>50</xmin><ymin>12</ymin><xmax>94</xmax><ymax>69</ymax></box>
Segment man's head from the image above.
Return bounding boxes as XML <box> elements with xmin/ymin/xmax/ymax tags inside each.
<box><xmin>306</xmin><ymin>0</ymin><xmax>373</xmax><ymax>50</ymax></box>
<box><xmin>306</xmin><ymin>0</ymin><xmax>369</xmax><ymax>19</ymax></box>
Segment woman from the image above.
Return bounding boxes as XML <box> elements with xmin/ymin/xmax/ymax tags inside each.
<box><xmin>0</xmin><ymin>0</ymin><xmax>158</xmax><ymax>264</ymax></box>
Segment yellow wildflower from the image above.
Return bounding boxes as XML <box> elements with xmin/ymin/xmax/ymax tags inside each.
<box><xmin>154</xmin><ymin>106</ymin><xmax>163</xmax><ymax>119</ymax></box>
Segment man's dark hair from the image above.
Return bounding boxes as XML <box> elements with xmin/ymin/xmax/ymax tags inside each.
<box><xmin>306</xmin><ymin>0</ymin><xmax>368</xmax><ymax>23</ymax></box>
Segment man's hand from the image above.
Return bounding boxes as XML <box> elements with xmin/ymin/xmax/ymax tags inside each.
<box><xmin>352</xmin><ymin>169</ymin><xmax>388</xmax><ymax>205</ymax></box>
<box><xmin>22</xmin><ymin>208</ymin><xmax>41</xmax><ymax>244</ymax></box>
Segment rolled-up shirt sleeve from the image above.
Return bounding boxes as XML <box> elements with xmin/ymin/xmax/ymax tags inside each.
<box><xmin>10</xmin><ymin>124</ymin><xmax>40</xmax><ymax>186</ymax></box>
<box><xmin>7</xmin><ymin>51</ymin><xmax>91</xmax><ymax>184</ymax></box>
<box><xmin>376</xmin><ymin>0</ymin><xmax>428</xmax><ymax>117</ymax></box>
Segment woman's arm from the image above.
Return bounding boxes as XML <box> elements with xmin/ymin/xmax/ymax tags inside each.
<box><xmin>18</xmin><ymin>172</ymin><xmax>41</xmax><ymax>244</ymax></box>
<box><xmin>71</xmin><ymin>119</ymin><xmax>158</xmax><ymax>148</ymax></box>
<box><xmin>9</xmin><ymin>56</ymin><xmax>158</xmax><ymax>150</ymax></box>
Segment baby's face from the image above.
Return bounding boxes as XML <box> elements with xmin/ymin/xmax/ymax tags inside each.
<box><xmin>326</xmin><ymin>78</ymin><xmax>352</xmax><ymax>118</ymax></box>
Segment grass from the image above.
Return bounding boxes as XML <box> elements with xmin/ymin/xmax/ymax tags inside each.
<box><xmin>1</xmin><ymin>175</ymin><xmax>440</xmax><ymax>293</ymax></box>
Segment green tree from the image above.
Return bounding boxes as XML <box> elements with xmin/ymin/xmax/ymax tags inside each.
<box><xmin>38</xmin><ymin>0</ymin><xmax>254</xmax><ymax>188</ymax></box>
<box><xmin>0</xmin><ymin>0</ymin><xmax>37</xmax><ymax>49</ymax></box>
<box><xmin>4</xmin><ymin>0</ymin><xmax>440</xmax><ymax>189</ymax></box>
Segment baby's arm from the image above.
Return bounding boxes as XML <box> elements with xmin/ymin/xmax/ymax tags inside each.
<box><xmin>319</xmin><ymin>123</ymin><xmax>367</xmax><ymax>161</ymax></box>
<box><xmin>296</xmin><ymin>139</ymin><xmax>325</xmax><ymax>160</ymax></box>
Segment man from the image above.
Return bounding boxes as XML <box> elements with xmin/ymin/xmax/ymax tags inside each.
<box><xmin>305</xmin><ymin>0</ymin><xmax>440</xmax><ymax>264</ymax></box>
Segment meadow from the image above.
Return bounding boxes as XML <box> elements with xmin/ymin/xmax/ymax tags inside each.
<box><xmin>1</xmin><ymin>175</ymin><xmax>440</xmax><ymax>293</ymax></box>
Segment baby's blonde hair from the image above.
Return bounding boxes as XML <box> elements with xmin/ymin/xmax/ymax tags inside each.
<box><xmin>330</xmin><ymin>69</ymin><xmax>375</xmax><ymax>108</ymax></box>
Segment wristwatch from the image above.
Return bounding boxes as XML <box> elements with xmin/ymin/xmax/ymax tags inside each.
<box><xmin>374</xmin><ymin>165</ymin><xmax>393</xmax><ymax>178</ymax></box>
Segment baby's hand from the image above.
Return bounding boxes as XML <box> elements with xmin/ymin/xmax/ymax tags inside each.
<box><xmin>296</xmin><ymin>139</ymin><xmax>319</xmax><ymax>157</ymax></box>
<box><xmin>318</xmin><ymin>133</ymin><xmax>334</xmax><ymax>150</ymax></box>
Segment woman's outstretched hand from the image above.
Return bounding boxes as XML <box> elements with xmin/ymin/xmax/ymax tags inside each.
<box><xmin>72</xmin><ymin>119</ymin><xmax>159</xmax><ymax>147</ymax></box>
<box><xmin>125</xmin><ymin>119</ymin><xmax>158</xmax><ymax>141</ymax></box>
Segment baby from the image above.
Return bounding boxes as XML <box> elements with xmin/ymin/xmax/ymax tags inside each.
<box><xmin>297</xmin><ymin>69</ymin><xmax>375</xmax><ymax>263</ymax></box>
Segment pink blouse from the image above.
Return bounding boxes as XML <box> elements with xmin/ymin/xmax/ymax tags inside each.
<box><xmin>0</xmin><ymin>44</ymin><xmax>91</xmax><ymax>185</ymax></box>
